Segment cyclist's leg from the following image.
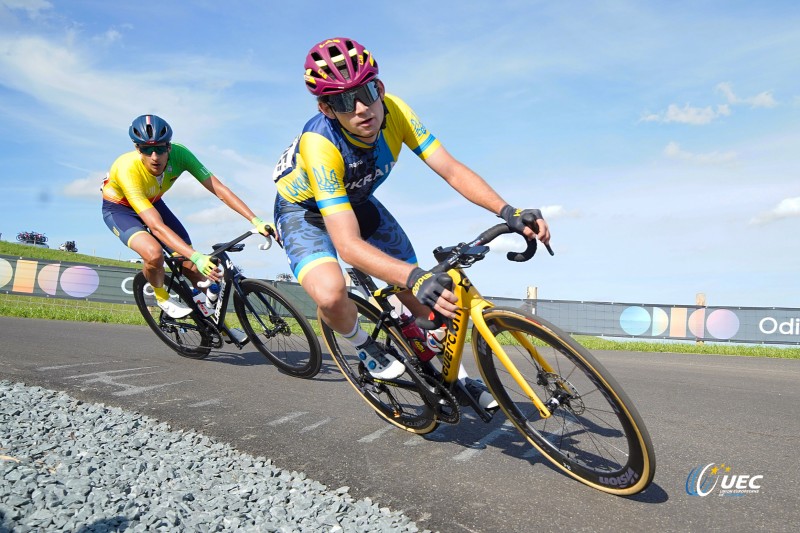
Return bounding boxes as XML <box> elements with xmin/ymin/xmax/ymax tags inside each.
<box><xmin>277</xmin><ymin>200</ymin><xmax>402</xmax><ymax>377</ymax></box>
<box><xmin>104</xmin><ymin>200</ymin><xmax>192</xmax><ymax>317</ymax></box>
<box><xmin>151</xmin><ymin>200</ymin><xmax>207</xmax><ymax>287</ymax></box>
<box><xmin>103</xmin><ymin>200</ymin><xmax>166</xmax><ymax>287</ymax></box>
<box><xmin>360</xmin><ymin>199</ymin><xmax>494</xmax><ymax>405</ymax></box>
<box><xmin>277</xmin><ymin>203</ymin><xmax>355</xmax><ymax>333</ymax></box>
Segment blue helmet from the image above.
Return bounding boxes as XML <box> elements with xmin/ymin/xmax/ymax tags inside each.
<box><xmin>128</xmin><ymin>114</ymin><xmax>173</xmax><ymax>145</ymax></box>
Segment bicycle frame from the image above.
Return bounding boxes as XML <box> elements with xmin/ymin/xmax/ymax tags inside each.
<box><xmin>357</xmin><ymin>266</ymin><xmax>554</xmax><ymax>420</ymax></box>
<box><xmin>440</xmin><ymin>267</ymin><xmax>554</xmax><ymax>419</ymax></box>
<box><xmin>158</xmin><ymin>232</ymin><xmax>255</xmax><ymax>340</ymax></box>
<box><xmin>167</xmin><ymin>230</ymin><xmax>294</xmax><ymax>346</ymax></box>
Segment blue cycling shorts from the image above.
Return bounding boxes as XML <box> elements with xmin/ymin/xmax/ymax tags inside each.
<box><xmin>102</xmin><ymin>199</ymin><xmax>191</xmax><ymax>253</ymax></box>
<box><xmin>274</xmin><ymin>195</ymin><xmax>417</xmax><ymax>284</ymax></box>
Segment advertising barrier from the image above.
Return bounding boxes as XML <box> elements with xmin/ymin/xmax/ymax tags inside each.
<box><xmin>2</xmin><ymin>254</ymin><xmax>797</xmax><ymax>345</ymax></box>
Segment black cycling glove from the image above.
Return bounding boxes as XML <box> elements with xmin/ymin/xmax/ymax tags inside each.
<box><xmin>406</xmin><ymin>267</ymin><xmax>452</xmax><ymax>309</ymax></box>
<box><xmin>499</xmin><ymin>204</ymin><xmax>543</xmax><ymax>236</ymax></box>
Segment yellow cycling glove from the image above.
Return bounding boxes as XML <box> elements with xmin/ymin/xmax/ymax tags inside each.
<box><xmin>250</xmin><ymin>216</ymin><xmax>275</xmax><ymax>238</ymax></box>
<box><xmin>190</xmin><ymin>251</ymin><xmax>216</xmax><ymax>276</ymax></box>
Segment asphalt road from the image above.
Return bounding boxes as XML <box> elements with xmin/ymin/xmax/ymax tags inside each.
<box><xmin>1</xmin><ymin>317</ymin><xmax>798</xmax><ymax>532</ymax></box>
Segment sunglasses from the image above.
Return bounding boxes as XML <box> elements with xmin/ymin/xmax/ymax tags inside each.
<box><xmin>324</xmin><ymin>81</ymin><xmax>380</xmax><ymax>113</ymax></box>
<box><xmin>138</xmin><ymin>144</ymin><xmax>170</xmax><ymax>156</ymax></box>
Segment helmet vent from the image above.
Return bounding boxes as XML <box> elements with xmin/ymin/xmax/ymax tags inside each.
<box><xmin>310</xmin><ymin>51</ymin><xmax>333</xmax><ymax>78</ymax></box>
<box><xmin>324</xmin><ymin>45</ymin><xmax>351</xmax><ymax>81</ymax></box>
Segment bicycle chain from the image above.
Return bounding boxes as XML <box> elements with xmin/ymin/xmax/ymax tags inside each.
<box><xmin>420</xmin><ymin>372</ymin><xmax>460</xmax><ymax>424</ymax></box>
<box><xmin>202</xmin><ymin>321</ymin><xmax>223</xmax><ymax>349</ymax></box>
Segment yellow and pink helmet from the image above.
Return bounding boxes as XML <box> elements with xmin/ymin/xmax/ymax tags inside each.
<box><xmin>303</xmin><ymin>37</ymin><xmax>379</xmax><ymax>96</ymax></box>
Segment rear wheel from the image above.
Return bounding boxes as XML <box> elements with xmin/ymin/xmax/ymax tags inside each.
<box><xmin>233</xmin><ymin>279</ymin><xmax>322</xmax><ymax>378</ymax></box>
<box><xmin>474</xmin><ymin>307</ymin><xmax>655</xmax><ymax>495</ymax></box>
<box><xmin>320</xmin><ymin>293</ymin><xmax>439</xmax><ymax>434</ymax></box>
<box><xmin>133</xmin><ymin>272</ymin><xmax>212</xmax><ymax>359</ymax></box>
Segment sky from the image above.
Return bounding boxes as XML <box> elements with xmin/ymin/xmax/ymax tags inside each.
<box><xmin>0</xmin><ymin>0</ymin><xmax>798</xmax><ymax>308</ymax></box>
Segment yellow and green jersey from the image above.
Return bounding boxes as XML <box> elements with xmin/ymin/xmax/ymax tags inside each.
<box><xmin>102</xmin><ymin>143</ymin><xmax>212</xmax><ymax>213</ymax></box>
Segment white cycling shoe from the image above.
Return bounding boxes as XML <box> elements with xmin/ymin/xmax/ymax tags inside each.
<box><xmin>157</xmin><ymin>298</ymin><xmax>193</xmax><ymax>319</ymax></box>
<box><xmin>357</xmin><ymin>338</ymin><xmax>405</xmax><ymax>380</ymax></box>
<box><xmin>222</xmin><ymin>327</ymin><xmax>248</xmax><ymax>345</ymax></box>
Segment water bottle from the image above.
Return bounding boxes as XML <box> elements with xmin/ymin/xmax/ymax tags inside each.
<box><xmin>205</xmin><ymin>282</ymin><xmax>220</xmax><ymax>311</ymax></box>
<box><xmin>191</xmin><ymin>288</ymin><xmax>212</xmax><ymax>317</ymax></box>
<box><xmin>426</xmin><ymin>326</ymin><xmax>447</xmax><ymax>353</ymax></box>
<box><xmin>399</xmin><ymin>314</ymin><xmax>436</xmax><ymax>362</ymax></box>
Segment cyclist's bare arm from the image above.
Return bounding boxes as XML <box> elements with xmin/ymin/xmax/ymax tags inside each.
<box><xmin>137</xmin><ymin>207</ymin><xmax>220</xmax><ymax>282</ymax></box>
<box><xmin>323</xmin><ymin>209</ymin><xmax>459</xmax><ymax>316</ymax></box>
<box><xmin>424</xmin><ymin>146</ymin><xmax>551</xmax><ymax>244</ymax></box>
<box><xmin>201</xmin><ymin>175</ymin><xmax>258</xmax><ymax>223</ymax></box>
<box><xmin>138</xmin><ymin>207</ymin><xmax>197</xmax><ymax>259</ymax></box>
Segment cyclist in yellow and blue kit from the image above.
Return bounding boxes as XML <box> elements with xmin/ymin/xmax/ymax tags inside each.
<box><xmin>103</xmin><ymin>114</ymin><xmax>273</xmax><ymax>340</ymax></box>
<box><xmin>273</xmin><ymin>38</ymin><xmax>550</xmax><ymax>404</ymax></box>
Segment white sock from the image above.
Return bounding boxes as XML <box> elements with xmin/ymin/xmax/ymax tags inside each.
<box><xmin>458</xmin><ymin>364</ymin><xmax>469</xmax><ymax>381</ymax></box>
<box><xmin>341</xmin><ymin>321</ymin><xmax>369</xmax><ymax>348</ymax></box>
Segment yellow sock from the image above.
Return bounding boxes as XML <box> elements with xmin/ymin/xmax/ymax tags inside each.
<box><xmin>153</xmin><ymin>286</ymin><xmax>169</xmax><ymax>302</ymax></box>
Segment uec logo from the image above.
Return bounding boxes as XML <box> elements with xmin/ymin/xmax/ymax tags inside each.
<box><xmin>686</xmin><ymin>463</ymin><xmax>763</xmax><ymax>497</ymax></box>
<box><xmin>619</xmin><ymin>306</ymin><xmax>740</xmax><ymax>340</ymax></box>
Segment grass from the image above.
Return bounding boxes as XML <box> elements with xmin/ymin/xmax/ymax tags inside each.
<box><xmin>0</xmin><ymin>241</ymin><xmax>139</xmax><ymax>269</ymax></box>
<box><xmin>2</xmin><ymin>242</ymin><xmax>798</xmax><ymax>359</ymax></box>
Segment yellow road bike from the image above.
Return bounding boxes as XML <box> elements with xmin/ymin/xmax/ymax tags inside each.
<box><xmin>320</xmin><ymin>220</ymin><xmax>655</xmax><ymax>495</ymax></box>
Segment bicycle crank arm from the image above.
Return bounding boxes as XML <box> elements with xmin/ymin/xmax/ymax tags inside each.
<box><xmin>452</xmin><ymin>380</ymin><xmax>496</xmax><ymax>423</ymax></box>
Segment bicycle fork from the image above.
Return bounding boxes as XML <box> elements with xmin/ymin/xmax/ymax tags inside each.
<box><xmin>470</xmin><ymin>302</ymin><xmax>554</xmax><ymax>419</ymax></box>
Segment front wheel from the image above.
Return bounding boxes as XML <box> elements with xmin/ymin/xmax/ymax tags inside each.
<box><xmin>132</xmin><ymin>272</ymin><xmax>212</xmax><ymax>359</ymax></box>
<box><xmin>473</xmin><ymin>307</ymin><xmax>655</xmax><ymax>495</ymax></box>
<box><xmin>319</xmin><ymin>292</ymin><xmax>439</xmax><ymax>435</ymax></box>
<box><xmin>233</xmin><ymin>279</ymin><xmax>322</xmax><ymax>378</ymax></box>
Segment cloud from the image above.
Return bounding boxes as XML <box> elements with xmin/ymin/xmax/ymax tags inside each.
<box><xmin>63</xmin><ymin>173</ymin><xmax>104</xmax><ymax>198</ymax></box>
<box><xmin>717</xmin><ymin>82</ymin><xmax>777</xmax><ymax>108</ymax></box>
<box><xmin>0</xmin><ymin>33</ymin><xmax>281</xmax><ymax>147</ymax></box>
<box><xmin>185</xmin><ymin>203</ymin><xmax>242</xmax><ymax>225</ymax></box>
<box><xmin>750</xmin><ymin>197</ymin><xmax>800</xmax><ymax>225</ymax></box>
<box><xmin>0</xmin><ymin>0</ymin><xmax>52</xmax><ymax>18</ymax></box>
<box><xmin>641</xmin><ymin>103</ymin><xmax>730</xmax><ymax>125</ymax></box>
<box><xmin>542</xmin><ymin>205</ymin><xmax>580</xmax><ymax>219</ymax></box>
<box><xmin>641</xmin><ymin>83</ymin><xmax>777</xmax><ymax>125</ymax></box>
<box><xmin>663</xmin><ymin>141</ymin><xmax>737</xmax><ymax>164</ymax></box>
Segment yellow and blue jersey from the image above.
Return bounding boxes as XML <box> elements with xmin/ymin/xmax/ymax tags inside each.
<box><xmin>101</xmin><ymin>143</ymin><xmax>212</xmax><ymax>213</ymax></box>
<box><xmin>272</xmin><ymin>94</ymin><xmax>441</xmax><ymax>216</ymax></box>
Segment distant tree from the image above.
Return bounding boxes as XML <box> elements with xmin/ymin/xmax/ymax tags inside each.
<box><xmin>275</xmin><ymin>273</ymin><xmax>294</xmax><ymax>282</ymax></box>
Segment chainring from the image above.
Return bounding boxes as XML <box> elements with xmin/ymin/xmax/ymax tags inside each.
<box><xmin>421</xmin><ymin>373</ymin><xmax>460</xmax><ymax>424</ymax></box>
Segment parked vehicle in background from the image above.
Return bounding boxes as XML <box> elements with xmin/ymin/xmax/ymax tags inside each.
<box><xmin>59</xmin><ymin>241</ymin><xmax>78</xmax><ymax>253</ymax></box>
<box><xmin>17</xmin><ymin>231</ymin><xmax>49</xmax><ymax>248</ymax></box>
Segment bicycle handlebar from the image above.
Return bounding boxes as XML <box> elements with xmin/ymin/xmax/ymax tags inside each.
<box><xmin>415</xmin><ymin>219</ymin><xmax>554</xmax><ymax>330</ymax></box>
<box><xmin>208</xmin><ymin>228</ymin><xmax>276</xmax><ymax>259</ymax></box>
<box><xmin>474</xmin><ymin>214</ymin><xmax>554</xmax><ymax>260</ymax></box>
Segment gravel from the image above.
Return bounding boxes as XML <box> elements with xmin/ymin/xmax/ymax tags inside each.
<box><xmin>0</xmin><ymin>380</ymin><xmax>430</xmax><ymax>532</ymax></box>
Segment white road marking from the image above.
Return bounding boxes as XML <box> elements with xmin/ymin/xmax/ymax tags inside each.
<box><xmin>300</xmin><ymin>417</ymin><xmax>332</xmax><ymax>433</ymax></box>
<box><xmin>267</xmin><ymin>412</ymin><xmax>307</xmax><ymax>426</ymax></box>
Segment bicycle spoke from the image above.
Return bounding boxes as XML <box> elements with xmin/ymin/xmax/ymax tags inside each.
<box><xmin>475</xmin><ymin>307</ymin><xmax>654</xmax><ymax>495</ymax></box>
<box><xmin>320</xmin><ymin>293</ymin><xmax>439</xmax><ymax>435</ymax></box>
<box><xmin>234</xmin><ymin>279</ymin><xmax>321</xmax><ymax>378</ymax></box>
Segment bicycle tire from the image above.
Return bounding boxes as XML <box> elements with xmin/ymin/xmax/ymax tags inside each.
<box><xmin>320</xmin><ymin>292</ymin><xmax>440</xmax><ymax>434</ymax></box>
<box><xmin>233</xmin><ymin>279</ymin><xmax>322</xmax><ymax>378</ymax></box>
<box><xmin>132</xmin><ymin>272</ymin><xmax>212</xmax><ymax>359</ymax></box>
<box><xmin>473</xmin><ymin>306</ymin><xmax>655</xmax><ymax>495</ymax></box>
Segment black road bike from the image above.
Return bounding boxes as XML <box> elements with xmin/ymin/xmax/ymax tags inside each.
<box><xmin>133</xmin><ymin>229</ymin><xmax>321</xmax><ymax>378</ymax></box>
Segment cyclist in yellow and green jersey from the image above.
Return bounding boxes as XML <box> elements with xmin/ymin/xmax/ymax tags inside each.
<box><xmin>102</xmin><ymin>114</ymin><xmax>274</xmax><ymax>332</ymax></box>
<box><xmin>272</xmin><ymin>38</ymin><xmax>551</xmax><ymax>405</ymax></box>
